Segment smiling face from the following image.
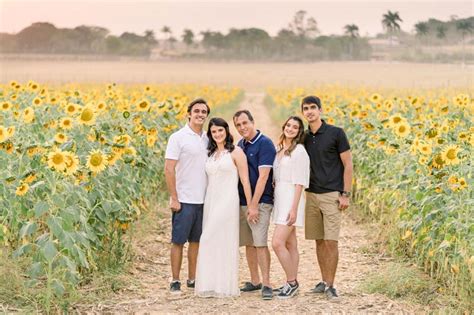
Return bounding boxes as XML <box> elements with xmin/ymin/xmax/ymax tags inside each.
<box><xmin>283</xmin><ymin>118</ymin><xmax>302</xmax><ymax>141</ymax></box>
<box><xmin>210</xmin><ymin>124</ymin><xmax>227</xmax><ymax>145</ymax></box>
<box><xmin>233</xmin><ymin>112</ymin><xmax>256</xmax><ymax>140</ymax></box>
<box><xmin>188</xmin><ymin>103</ymin><xmax>209</xmax><ymax>126</ymax></box>
<box><xmin>302</xmin><ymin>102</ymin><xmax>322</xmax><ymax>123</ymax></box>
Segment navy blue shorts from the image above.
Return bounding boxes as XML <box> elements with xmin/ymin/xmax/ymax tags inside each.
<box><xmin>171</xmin><ymin>203</ymin><xmax>203</xmax><ymax>245</ymax></box>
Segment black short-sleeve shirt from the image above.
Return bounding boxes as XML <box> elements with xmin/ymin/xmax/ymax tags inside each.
<box><xmin>304</xmin><ymin>120</ymin><xmax>350</xmax><ymax>194</ymax></box>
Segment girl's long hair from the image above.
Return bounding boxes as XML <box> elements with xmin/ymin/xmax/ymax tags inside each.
<box><xmin>207</xmin><ymin>117</ymin><xmax>235</xmax><ymax>157</ymax></box>
<box><xmin>277</xmin><ymin>116</ymin><xmax>305</xmax><ymax>156</ymax></box>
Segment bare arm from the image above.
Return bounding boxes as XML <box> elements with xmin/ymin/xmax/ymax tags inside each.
<box><xmin>232</xmin><ymin>148</ymin><xmax>252</xmax><ymax>206</ymax></box>
<box><xmin>164</xmin><ymin>159</ymin><xmax>180</xmax><ymax>211</ymax></box>
<box><xmin>247</xmin><ymin>167</ymin><xmax>271</xmax><ymax>221</ymax></box>
<box><xmin>339</xmin><ymin>150</ymin><xmax>353</xmax><ymax>210</ymax></box>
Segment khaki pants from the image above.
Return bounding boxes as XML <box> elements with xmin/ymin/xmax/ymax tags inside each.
<box><xmin>239</xmin><ymin>203</ymin><xmax>272</xmax><ymax>247</ymax></box>
<box><xmin>305</xmin><ymin>191</ymin><xmax>342</xmax><ymax>241</ymax></box>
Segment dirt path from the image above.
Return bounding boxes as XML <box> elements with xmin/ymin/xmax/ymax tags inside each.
<box><xmin>77</xmin><ymin>92</ymin><xmax>426</xmax><ymax>313</ymax></box>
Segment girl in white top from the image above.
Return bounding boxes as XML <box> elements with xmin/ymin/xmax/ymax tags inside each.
<box><xmin>271</xmin><ymin>116</ymin><xmax>310</xmax><ymax>299</ymax></box>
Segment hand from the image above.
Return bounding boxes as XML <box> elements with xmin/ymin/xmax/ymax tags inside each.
<box><xmin>286</xmin><ymin>210</ymin><xmax>297</xmax><ymax>226</ymax></box>
<box><xmin>338</xmin><ymin>195</ymin><xmax>350</xmax><ymax>211</ymax></box>
<box><xmin>169</xmin><ymin>197</ymin><xmax>181</xmax><ymax>212</ymax></box>
<box><xmin>247</xmin><ymin>205</ymin><xmax>259</xmax><ymax>224</ymax></box>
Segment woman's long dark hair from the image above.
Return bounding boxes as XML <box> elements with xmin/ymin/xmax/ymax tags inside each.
<box><xmin>207</xmin><ymin>117</ymin><xmax>235</xmax><ymax>157</ymax></box>
<box><xmin>277</xmin><ymin>116</ymin><xmax>305</xmax><ymax>156</ymax></box>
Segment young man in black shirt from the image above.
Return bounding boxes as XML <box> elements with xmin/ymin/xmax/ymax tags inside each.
<box><xmin>301</xmin><ymin>95</ymin><xmax>353</xmax><ymax>301</ymax></box>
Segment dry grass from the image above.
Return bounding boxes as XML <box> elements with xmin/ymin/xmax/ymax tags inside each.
<box><xmin>0</xmin><ymin>60</ymin><xmax>472</xmax><ymax>90</ymax></box>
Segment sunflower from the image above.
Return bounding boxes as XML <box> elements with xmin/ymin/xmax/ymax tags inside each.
<box><xmin>114</xmin><ymin>134</ymin><xmax>132</xmax><ymax>146</ymax></box>
<box><xmin>96</xmin><ymin>101</ymin><xmax>107</xmax><ymax>112</ymax></box>
<box><xmin>370</xmin><ymin>93</ymin><xmax>382</xmax><ymax>103</ymax></box>
<box><xmin>47</xmin><ymin>149</ymin><xmax>67</xmax><ymax>171</ymax></box>
<box><xmin>1</xmin><ymin>101</ymin><xmax>11</xmax><ymax>111</ymax></box>
<box><xmin>23</xmin><ymin>172</ymin><xmax>37</xmax><ymax>184</ymax></box>
<box><xmin>16</xmin><ymin>183</ymin><xmax>29</xmax><ymax>196</ymax></box>
<box><xmin>28</xmin><ymin>80</ymin><xmax>39</xmax><ymax>91</ymax></box>
<box><xmin>447</xmin><ymin>175</ymin><xmax>458</xmax><ymax>185</ymax></box>
<box><xmin>60</xmin><ymin>117</ymin><xmax>74</xmax><ymax>130</ymax></box>
<box><xmin>32</xmin><ymin>97</ymin><xmax>42</xmax><ymax>106</ymax></box>
<box><xmin>86</xmin><ymin>150</ymin><xmax>108</xmax><ymax>173</ymax></box>
<box><xmin>78</xmin><ymin>106</ymin><xmax>96</xmax><ymax>125</ymax></box>
<box><xmin>146</xmin><ymin>135</ymin><xmax>157</xmax><ymax>147</ymax></box>
<box><xmin>23</xmin><ymin>107</ymin><xmax>35</xmax><ymax>123</ymax></box>
<box><xmin>394</xmin><ymin>122</ymin><xmax>411</xmax><ymax>138</ymax></box>
<box><xmin>418</xmin><ymin>142</ymin><xmax>432</xmax><ymax>155</ymax></box>
<box><xmin>65</xmin><ymin>103</ymin><xmax>78</xmax><ymax>115</ymax></box>
<box><xmin>64</xmin><ymin>152</ymin><xmax>80</xmax><ymax>175</ymax></box>
<box><xmin>107</xmin><ymin>152</ymin><xmax>121</xmax><ymax>165</ymax></box>
<box><xmin>418</xmin><ymin>156</ymin><xmax>428</xmax><ymax>165</ymax></box>
<box><xmin>458</xmin><ymin>177</ymin><xmax>467</xmax><ymax>190</ymax></box>
<box><xmin>457</xmin><ymin>132</ymin><xmax>469</xmax><ymax>142</ymax></box>
<box><xmin>388</xmin><ymin>114</ymin><xmax>406</xmax><ymax>127</ymax></box>
<box><xmin>124</xmin><ymin>146</ymin><xmax>137</xmax><ymax>156</ymax></box>
<box><xmin>0</xmin><ymin>126</ymin><xmax>9</xmax><ymax>143</ymax></box>
<box><xmin>136</xmin><ymin>99</ymin><xmax>150</xmax><ymax>112</ymax></box>
<box><xmin>441</xmin><ymin>145</ymin><xmax>461</xmax><ymax>166</ymax></box>
<box><xmin>431</xmin><ymin>154</ymin><xmax>445</xmax><ymax>169</ymax></box>
<box><xmin>54</xmin><ymin>133</ymin><xmax>68</xmax><ymax>144</ymax></box>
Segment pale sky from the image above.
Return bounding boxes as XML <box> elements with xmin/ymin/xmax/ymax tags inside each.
<box><xmin>0</xmin><ymin>0</ymin><xmax>472</xmax><ymax>38</ymax></box>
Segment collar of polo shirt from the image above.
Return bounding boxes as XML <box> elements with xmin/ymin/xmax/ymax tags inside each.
<box><xmin>307</xmin><ymin>119</ymin><xmax>328</xmax><ymax>135</ymax></box>
<box><xmin>184</xmin><ymin>123</ymin><xmax>205</xmax><ymax>137</ymax></box>
<box><xmin>244</xmin><ymin>130</ymin><xmax>262</xmax><ymax>145</ymax></box>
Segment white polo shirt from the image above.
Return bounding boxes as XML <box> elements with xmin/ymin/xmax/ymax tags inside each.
<box><xmin>165</xmin><ymin>124</ymin><xmax>208</xmax><ymax>204</ymax></box>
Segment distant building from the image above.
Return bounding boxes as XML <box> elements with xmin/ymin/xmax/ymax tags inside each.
<box><xmin>150</xmin><ymin>40</ymin><xmax>205</xmax><ymax>59</ymax></box>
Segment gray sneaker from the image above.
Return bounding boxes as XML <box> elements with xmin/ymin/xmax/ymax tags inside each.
<box><xmin>170</xmin><ymin>280</ymin><xmax>181</xmax><ymax>294</ymax></box>
<box><xmin>325</xmin><ymin>286</ymin><xmax>340</xmax><ymax>301</ymax></box>
<box><xmin>262</xmin><ymin>285</ymin><xmax>273</xmax><ymax>300</ymax></box>
<box><xmin>310</xmin><ymin>281</ymin><xmax>327</xmax><ymax>293</ymax></box>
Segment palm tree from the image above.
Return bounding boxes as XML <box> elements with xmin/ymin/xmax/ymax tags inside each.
<box><xmin>344</xmin><ymin>24</ymin><xmax>359</xmax><ymax>38</ymax></box>
<box><xmin>382</xmin><ymin>10</ymin><xmax>403</xmax><ymax>47</ymax></box>
<box><xmin>161</xmin><ymin>26</ymin><xmax>172</xmax><ymax>49</ymax></box>
<box><xmin>344</xmin><ymin>24</ymin><xmax>359</xmax><ymax>59</ymax></box>
<box><xmin>456</xmin><ymin>20</ymin><xmax>473</xmax><ymax>65</ymax></box>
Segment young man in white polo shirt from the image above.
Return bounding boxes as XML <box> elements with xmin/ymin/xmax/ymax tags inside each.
<box><xmin>164</xmin><ymin>98</ymin><xmax>210</xmax><ymax>294</ymax></box>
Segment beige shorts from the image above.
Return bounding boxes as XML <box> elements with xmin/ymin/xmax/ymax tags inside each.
<box><xmin>305</xmin><ymin>191</ymin><xmax>342</xmax><ymax>241</ymax></box>
<box><xmin>240</xmin><ymin>203</ymin><xmax>273</xmax><ymax>247</ymax></box>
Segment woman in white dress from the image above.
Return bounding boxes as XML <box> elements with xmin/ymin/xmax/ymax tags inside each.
<box><xmin>271</xmin><ymin>116</ymin><xmax>310</xmax><ymax>299</ymax></box>
<box><xmin>195</xmin><ymin>117</ymin><xmax>252</xmax><ymax>297</ymax></box>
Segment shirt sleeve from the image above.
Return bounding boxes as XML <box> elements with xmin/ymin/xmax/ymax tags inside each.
<box><xmin>336</xmin><ymin>128</ymin><xmax>351</xmax><ymax>153</ymax></box>
<box><xmin>258</xmin><ymin>138</ymin><xmax>276</xmax><ymax>168</ymax></box>
<box><xmin>165</xmin><ymin>133</ymin><xmax>180</xmax><ymax>160</ymax></box>
<box><xmin>291</xmin><ymin>145</ymin><xmax>310</xmax><ymax>188</ymax></box>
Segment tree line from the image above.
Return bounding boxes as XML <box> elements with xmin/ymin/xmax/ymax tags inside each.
<box><xmin>0</xmin><ymin>11</ymin><xmax>472</xmax><ymax>61</ymax></box>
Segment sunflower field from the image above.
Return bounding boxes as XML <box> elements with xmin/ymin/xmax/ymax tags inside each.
<box><xmin>0</xmin><ymin>81</ymin><xmax>242</xmax><ymax>307</ymax></box>
<box><xmin>265</xmin><ymin>86</ymin><xmax>473</xmax><ymax>304</ymax></box>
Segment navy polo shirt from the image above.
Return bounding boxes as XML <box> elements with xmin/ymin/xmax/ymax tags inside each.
<box><xmin>237</xmin><ymin>130</ymin><xmax>276</xmax><ymax>206</ymax></box>
<box><xmin>304</xmin><ymin>120</ymin><xmax>351</xmax><ymax>194</ymax></box>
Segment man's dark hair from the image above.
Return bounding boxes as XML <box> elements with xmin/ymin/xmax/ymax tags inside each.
<box><xmin>187</xmin><ymin>98</ymin><xmax>210</xmax><ymax>115</ymax></box>
<box><xmin>233</xmin><ymin>109</ymin><xmax>254</xmax><ymax>122</ymax></box>
<box><xmin>301</xmin><ymin>95</ymin><xmax>322</xmax><ymax>110</ymax></box>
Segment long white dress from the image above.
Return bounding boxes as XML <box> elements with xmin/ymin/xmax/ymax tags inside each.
<box><xmin>272</xmin><ymin>144</ymin><xmax>310</xmax><ymax>227</ymax></box>
<box><xmin>195</xmin><ymin>150</ymin><xmax>240</xmax><ymax>297</ymax></box>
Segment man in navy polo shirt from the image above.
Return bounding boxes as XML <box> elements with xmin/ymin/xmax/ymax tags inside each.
<box><xmin>233</xmin><ymin>109</ymin><xmax>276</xmax><ymax>300</ymax></box>
<box><xmin>301</xmin><ymin>95</ymin><xmax>353</xmax><ymax>301</ymax></box>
